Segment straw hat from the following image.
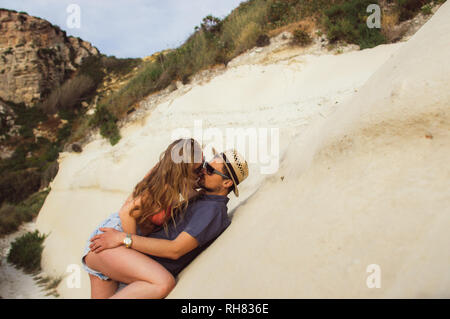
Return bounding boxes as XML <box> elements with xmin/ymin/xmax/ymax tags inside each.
<box><xmin>220</xmin><ymin>149</ymin><xmax>249</xmax><ymax>197</ymax></box>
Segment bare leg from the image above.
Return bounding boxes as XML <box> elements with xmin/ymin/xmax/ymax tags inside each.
<box><xmin>87</xmin><ymin>272</ymin><xmax>119</xmax><ymax>299</ymax></box>
<box><xmin>84</xmin><ymin>246</ymin><xmax>175</xmax><ymax>299</ymax></box>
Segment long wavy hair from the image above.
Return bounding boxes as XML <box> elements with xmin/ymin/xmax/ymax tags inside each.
<box><xmin>129</xmin><ymin>138</ymin><xmax>203</xmax><ymax>235</ymax></box>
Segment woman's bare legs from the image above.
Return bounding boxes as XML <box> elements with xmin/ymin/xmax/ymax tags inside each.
<box><xmin>84</xmin><ymin>246</ymin><xmax>175</xmax><ymax>299</ymax></box>
<box><xmin>87</xmin><ymin>273</ymin><xmax>119</xmax><ymax>299</ymax></box>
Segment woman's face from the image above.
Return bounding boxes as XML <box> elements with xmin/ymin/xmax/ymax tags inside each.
<box><xmin>191</xmin><ymin>153</ymin><xmax>204</xmax><ymax>188</ymax></box>
<box><xmin>193</xmin><ymin>162</ymin><xmax>203</xmax><ymax>174</ymax></box>
<box><xmin>192</xmin><ymin>151</ymin><xmax>204</xmax><ymax>176</ymax></box>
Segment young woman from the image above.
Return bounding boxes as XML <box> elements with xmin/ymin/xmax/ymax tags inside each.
<box><xmin>81</xmin><ymin>138</ymin><xmax>204</xmax><ymax>298</ymax></box>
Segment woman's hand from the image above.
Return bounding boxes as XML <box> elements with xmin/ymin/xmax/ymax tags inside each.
<box><xmin>89</xmin><ymin>228</ymin><xmax>126</xmax><ymax>253</ymax></box>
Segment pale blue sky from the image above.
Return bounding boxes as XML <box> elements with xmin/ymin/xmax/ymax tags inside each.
<box><xmin>0</xmin><ymin>0</ymin><xmax>243</xmax><ymax>58</ymax></box>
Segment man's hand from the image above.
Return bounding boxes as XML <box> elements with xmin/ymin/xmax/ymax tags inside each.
<box><xmin>89</xmin><ymin>227</ymin><xmax>126</xmax><ymax>253</ymax></box>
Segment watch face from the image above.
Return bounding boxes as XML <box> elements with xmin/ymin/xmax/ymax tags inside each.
<box><xmin>124</xmin><ymin>238</ymin><xmax>131</xmax><ymax>245</ymax></box>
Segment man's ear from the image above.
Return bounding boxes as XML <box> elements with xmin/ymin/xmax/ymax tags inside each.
<box><xmin>223</xmin><ymin>179</ymin><xmax>233</xmax><ymax>189</ymax></box>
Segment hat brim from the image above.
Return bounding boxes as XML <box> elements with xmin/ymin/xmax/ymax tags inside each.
<box><xmin>222</xmin><ymin>160</ymin><xmax>239</xmax><ymax>197</ymax></box>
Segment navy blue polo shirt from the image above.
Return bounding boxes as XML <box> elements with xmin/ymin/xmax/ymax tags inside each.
<box><xmin>146</xmin><ymin>194</ymin><xmax>231</xmax><ymax>277</ymax></box>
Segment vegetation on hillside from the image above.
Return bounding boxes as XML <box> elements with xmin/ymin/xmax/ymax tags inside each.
<box><xmin>72</xmin><ymin>0</ymin><xmax>444</xmax><ymax>144</ymax></box>
<box><xmin>0</xmin><ymin>56</ymin><xmax>140</xmax><ymax>232</ymax></box>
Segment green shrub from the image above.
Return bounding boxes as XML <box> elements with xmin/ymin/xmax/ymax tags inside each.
<box><xmin>39</xmin><ymin>74</ymin><xmax>96</xmax><ymax>115</ymax></box>
<box><xmin>234</xmin><ymin>21</ymin><xmax>263</xmax><ymax>55</ymax></box>
<box><xmin>18</xmin><ymin>189</ymin><xmax>50</xmax><ymax>216</ymax></box>
<box><xmin>421</xmin><ymin>4</ymin><xmax>432</xmax><ymax>15</ymax></box>
<box><xmin>7</xmin><ymin>230</ymin><xmax>47</xmax><ymax>274</ymax></box>
<box><xmin>0</xmin><ymin>204</ymin><xmax>23</xmax><ymax>235</ymax></box>
<box><xmin>8</xmin><ymin>101</ymin><xmax>47</xmax><ymax>133</ymax></box>
<box><xmin>101</xmin><ymin>56</ymin><xmax>141</xmax><ymax>76</ymax></box>
<box><xmin>292</xmin><ymin>28</ymin><xmax>312</xmax><ymax>46</ymax></box>
<box><xmin>268</xmin><ymin>0</ymin><xmax>292</xmax><ymax>25</ymax></box>
<box><xmin>323</xmin><ymin>0</ymin><xmax>386</xmax><ymax>49</ymax></box>
<box><xmin>200</xmin><ymin>15</ymin><xmax>223</xmax><ymax>34</ymax></box>
<box><xmin>78</xmin><ymin>55</ymin><xmax>141</xmax><ymax>84</ymax></box>
<box><xmin>0</xmin><ymin>144</ymin><xmax>28</xmax><ymax>173</ymax></box>
<box><xmin>78</xmin><ymin>55</ymin><xmax>105</xmax><ymax>84</ymax></box>
<box><xmin>42</xmin><ymin>143</ymin><xmax>60</xmax><ymax>162</ymax></box>
<box><xmin>18</xmin><ymin>125</ymin><xmax>34</xmax><ymax>139</ymax></box>
<box><xmin>100</xmin><ymin>120</ymin><xmax>121</xmax><ymax>146</ymax></box>
<box><xmin>0</xmin><ymin>188</ymin><xmax>48</xmax><ymax>235</ymax></box>
<box><xmin>220</xmin><ymin>0</ymin><xmax>269</xmax><ymax>57</ymax></box>
<box><xmin>89</xmin><ymin>104</ymin><xmax>121</xmax><ymax>145</ymax></box>
<box><xmin>0</xmin><ymin>169</ymin><xmax>42</xmax><ymax>205</ymax></box>
<box><xmin>56</xmin><ymin>123</ymin><xmax>72</xmax><ymax>143</ymax></box>
<box><xmin>256</xmin><ymin>34</ymin><xmax>270</xmax><ymax>47</ymax></box>
<box><xmin>395</xmin><ymin>0</ymin><xmax>432</xmax><ymax>21</ymax></box>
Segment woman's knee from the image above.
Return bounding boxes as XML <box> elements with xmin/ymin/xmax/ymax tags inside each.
<box><xmin>84</xmin><ymin>249</ymin><xmax>114</xmax><ymax>272</ymax></box>
<box><xmin>156</xmin><ymin>275</ymin><xmax>176</xmax><ymax>298</ymax></box>
<box><xmin>84</xmin><ymin>251</ymin><xmax>98</xmax><ymax>270</ymax></box>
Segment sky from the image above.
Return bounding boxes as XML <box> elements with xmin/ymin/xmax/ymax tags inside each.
<box><xmin>0</xmin><ymin>0</ymin><xmax>244</xmax><ymax>58</ymax></box>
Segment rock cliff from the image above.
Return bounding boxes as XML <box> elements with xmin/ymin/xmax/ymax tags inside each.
<box><xmin>0</xmin><ymin>9</ymin><xmax>99</xmax><ymax>107</ymax></box>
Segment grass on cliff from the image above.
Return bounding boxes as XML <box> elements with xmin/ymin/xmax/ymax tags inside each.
<box><xmin>322</xmin><ymin>0</ymin><xmax>386</xmax><ymax>49</ymax></box>
<box><xmin>59</xmin><ymin>55</ymin><xmax>142</xmax><ymax>146</ymax></box>
<box><xmin>35</xmin><ymin>275</ymin><xmax>62</xmax><ymax>297</ymax></box>
<box><xmin>0</xmin><ymin>189</ymin><xmax>50</xmax><ymax>236</ymax></box>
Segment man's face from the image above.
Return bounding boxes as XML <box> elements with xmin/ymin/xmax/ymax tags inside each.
<box><xmin>198</xmin><ymin>157</ymin><xmax>232</xmax><ymax>194</ymax></box>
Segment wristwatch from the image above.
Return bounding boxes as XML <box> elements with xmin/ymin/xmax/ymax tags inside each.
<box><xmin>123</xmin><ymin>233</ymin><xmax>132</xmax><ymax>248</ymax></box>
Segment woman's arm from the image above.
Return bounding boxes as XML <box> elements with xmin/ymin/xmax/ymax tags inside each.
<box><xmin>118</xmin><ymin>194</ymin><xmax>140</xmax><ymax>234</ymax></box>
<box><xmin>90</xmin><ymin>228</ymin><xmax>198</xmax><ymax>260</ymax></box>
<box><xmin>119</xmin><ymin>166</ymin><xmax>156</xmax><ymax>234</ymax></box>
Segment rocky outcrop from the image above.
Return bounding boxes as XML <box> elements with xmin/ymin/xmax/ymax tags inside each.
<box><xmin>0</xmin><ymin>9</ymin><xmax>99</xmax><ymax>107</ymax></box>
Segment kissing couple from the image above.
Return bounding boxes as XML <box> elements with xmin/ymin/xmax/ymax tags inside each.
<box><xmin>81</xmin><ymin>138</ymin><xmax>249</xmax><ymax>298</ymax></box>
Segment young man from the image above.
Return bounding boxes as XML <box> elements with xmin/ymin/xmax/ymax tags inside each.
<box><xmin>86</xmin><ymin>149</ymin><xmax>249</xmax><ymax>298</ymax></box>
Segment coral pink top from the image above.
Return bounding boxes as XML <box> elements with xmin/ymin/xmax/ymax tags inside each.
<box><xmin>149</xmin><ymin>205</ymin><xmax>172</xmax><ymax>226</ymax></box>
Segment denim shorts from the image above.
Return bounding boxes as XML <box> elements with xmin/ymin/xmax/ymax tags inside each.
<box><xmin>81</xmin><ymin>212</ymin><xmax>123</xmax><ymax>281</ymax></box>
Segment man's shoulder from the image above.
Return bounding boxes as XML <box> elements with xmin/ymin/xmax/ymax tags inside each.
<box><xmin>189</xmin><ymin>195</ymin><xmax>228</xmax><ymax>214</ymax></box>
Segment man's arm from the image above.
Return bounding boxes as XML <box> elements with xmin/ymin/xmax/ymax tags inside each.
<box><xmin>131</xmin><ymin>231</ymin><xmax>199</xmax><ymax>260</ymax></box>
<box><xmin>90</xmin><ymin>228</ymin><xmax>199</xmax><ymax>260</ymax></box>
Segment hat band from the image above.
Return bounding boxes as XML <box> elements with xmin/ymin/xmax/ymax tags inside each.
<box><xmin>221</xmin><ymin>153</ymin><xmax>240</xmax><ymax>186</ymax></box>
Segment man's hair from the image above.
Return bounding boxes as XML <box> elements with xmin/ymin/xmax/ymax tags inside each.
<box><xmin>221</xmin><ymin>162</ymin><xmax>235</xmax><ymax>195</ymax></box>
